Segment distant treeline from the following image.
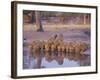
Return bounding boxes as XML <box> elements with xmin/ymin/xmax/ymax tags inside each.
<box><xmin>23</xmin><ymin>10</ymin><xmax>91</xmax><ymax>25</ymax></box>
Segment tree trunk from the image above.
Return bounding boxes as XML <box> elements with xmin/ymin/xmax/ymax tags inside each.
<box><xmin>35</xmin><ymin>11</ymin><xmax>44</xmax><ymax>32</ymax></box>
<box><xmin>83</xmin><ymin>14</ymin><xmax>87</xmax><ymax>24</ymax></box>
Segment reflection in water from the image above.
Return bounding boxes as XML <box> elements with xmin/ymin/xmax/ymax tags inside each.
<box><xmin>23</xmin><ymin>33</ymin><xmax>90</xmax><ymax>69</ymax></box>
<box><xmin>23</xmin><ymin>48</ymin><xmax>90</xmax><ymax>69</ymax></box>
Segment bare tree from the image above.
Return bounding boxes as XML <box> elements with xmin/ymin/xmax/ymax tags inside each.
<box><xmin>35</xmin><ymin>11</ymin><xmax>44</xmax><ymax>32</ymax></box>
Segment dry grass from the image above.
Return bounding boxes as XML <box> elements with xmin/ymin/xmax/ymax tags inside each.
<box><xmin>23</xmin><ymin>24</ymin><xmax>90</xmax><ymax>31</ymax></box>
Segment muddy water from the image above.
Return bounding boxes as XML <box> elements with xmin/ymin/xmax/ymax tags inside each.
<box><xmin>23</xmin><ymin>48</ymin><xmax>90</xmax><ymax>69</ymax></box>
<box><xmin>23</xmin><ymin>29</ymin><xmax>91</xmax><ymax>69</ymax></box>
